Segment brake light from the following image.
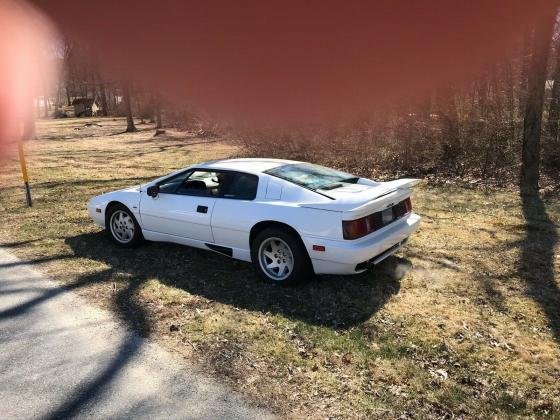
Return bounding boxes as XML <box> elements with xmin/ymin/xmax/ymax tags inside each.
<box><xmin>342</xmin><ymin>217</ymin><xmax>369</xmax><ymax>240</ymax></box>
<box><xmin>342</xmin><ymin>197</ymin><xmax>412</xmax><ymax>240</ymax></box>
<box><xmin>404</xmin><ymin>197</ymin><xmax>412</xmax><ymax>212</ymax></box>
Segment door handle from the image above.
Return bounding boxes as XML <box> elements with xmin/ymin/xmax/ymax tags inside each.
<box><xmin>197</xmin><ymin>205</ymin><xmax>208</xmax><ymax>214</ymax></box>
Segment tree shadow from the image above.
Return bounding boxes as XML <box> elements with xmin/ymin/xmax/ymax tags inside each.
<box><xmin>518</xmin><ymin>193</ymin><xmax>560</xmax><ymax>342</ymax></box>
<box><xmin>0</xmin><ymin>232</ymin><xmax>408</xmax><ymax>417</ymax></box>
<box><xmin>64</xmin><ymin>231</ymin><xmax>408</xmax><ymax>329</ymax></box>
<box><xmin>43</xmin><ymin>272</ymin><xmax>150</xmax><ymax>419</ymax></box>
<box><xmin>0</xmin><ymin>239</ymin><xmax>41</xmax><ymax>248</ymax></box>
<box><xmin>108</xmin><ymin>127</ymin><xmax>154</xmax><ymax>136</ymax></box>
<box><xmin>0</xmin><ymin>262</ymin><xmax>149</xmax><ymax>419</ymax></box>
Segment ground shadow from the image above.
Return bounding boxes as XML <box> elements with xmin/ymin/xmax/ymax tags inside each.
<box><xmin>43</xmin><ymin>273</ymin><xmax>149</xmax><ymax>419</ymax></box>
<box><xmin>0</xmin><ymin>262</ymin><xmax>150</xmax><ymax>419</ymax></box>
<box><xmin>0</xmin><ymin>232</ymin><xmax>407</xmax><ymax>417</ymax></box>
<box><xmin>1</xmin><ymin>118</ymin><xmax>401</xmax><ymax>416</ymax></box>
<box><xmin>518</xmin><ymin>194</ymin><xmax>560</xmax><ymax>342</ymax></box>
<box><xmin>65</xmin><ymin>231</ymin><xmax>408</xmax><ymax>329</ymax></box>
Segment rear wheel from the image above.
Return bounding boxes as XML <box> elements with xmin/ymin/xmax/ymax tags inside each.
<box><xmin>251</xmin><ymin>227</ymin><xmax>312</xmax><ymax>285</ymax></box>
<box><xmin>106</xmin><ymin>204</ymin><xmax>143</xmax><ymax>247</ymax></box>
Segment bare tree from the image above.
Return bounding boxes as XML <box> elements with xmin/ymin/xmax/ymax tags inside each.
<box><xmin>94</xmin><ymin>70</ymin><xmax>109</xmax><ymax>116</ymax></box>
<box><xmin>23</xmin><ymin>100</ymin><xmax>36</xmax><ymax>140</ymax></box>
<box><xmin>61</xmin><ymin>40</ymin><xmax>73</xmax><ymax>105</ymax></box>
<box><xmin>519</xmin><ymin>28</ymin><xmax>534</xmax><ymax>112</ymax></box>
<box><xmin>436</xmin><ymin>85</ymin><xmax>461</xmax><ymax>170</ymax></box>
<box><xmin>520</xmin><ymin>8</ymin><xmax>557</xmax><ymax>195</ymax></box>
<box><xmin>43</xmin><ymin>78</ymin><xmax>49</xmax><ymax>118</ymax></box>
<box><xmin>122</xmin><ymin>82</ymin><xmax>137</xmax><ymax>132</ymax></box>
<box><xmin>155</xmin><ymin>94</ymin><xmax>163</xmax><ymax>129</ymax></box>
<box><xmin>548</xmin><ymin>31</ymin><xmax>560</xmax><ymax>141</ymax></box>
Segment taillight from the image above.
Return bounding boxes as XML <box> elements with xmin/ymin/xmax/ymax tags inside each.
<box><xmin>404</xmin><ymin>197</ymin><xmax>412</xmax><ymax>212</ymax></box>
<box><xmin>342</xmin><ymin>197</ymin><xmax>412</xmax><ymax>240</ymax></box>
<box><xmin>342</xmin><ymin>217</ymin><xmax>369</xmax><ymax>240</ymax></box>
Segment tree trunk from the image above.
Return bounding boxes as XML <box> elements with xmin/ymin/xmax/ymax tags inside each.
<box><xmin>436</xmin><ymin>85</ymin><xmax>461</xmax><ymax>170</ymax></box>
<box><xmin>520</xmin><ymin>8</ymin><xmax>556</xmax><ymax>195</ymax></box>
<box><xmin>503</xmin><ymin>57</ymin><xmax>517</xmax><ymax>149</ymax></box>
<box><xmin>54</xmin><ymin>83</ymin><xmax>61</xmax><ymax>109</ymax></box>
<box><xmin>97</xmin><ymin>73</ymin><xmax>109</xmax><ymax>117</ymax></box>
<box><xmin>43</xmin><ymin>96</ymin><xmax>49</xmax><ymax>118</ymax></box>
<box><xmin>65</xmin><ymin>85</ymin><xmax>71</xmax><ymax>105</ymax></box>
<box><xmin>547</xmin><ymin>36</ymin><xmax>560</xmax><ymax>141</ymax></box>
<box><xmin>504</xmin><ymin>58</ymin><xmax>515</xmax><ymax>123</ymax></box>
<box><xmin>93</xmin><ymin>70</ymin><xmax>109</xmax><ymax>116</ymax></box>
<box><xmin>112</xmin><ymin>88</ymin><xmax>119</xmax><ymax>109</ymax></box>
<box><xmin>519</xmin><ymin>28</ymin><xmax>533</xmax><ymax>112</ymax></box>
<box><xmin>477</xmin><ymin>74</ymin><xmax>489</xmax><ymax>117</ymax></box>
<box><xmin>123</xmin><ymin>83</ymin><xmax>137</xmax><ymax>132</ymax></box>
<box><xmin>156</xmin><ymin>107</ymin><xmax>163</xmax><ymax>129</ymax></box>
<box><xmin>490</xmin><ymin>63</ymin><xmax>503</xmax><ymax>115</ymax></box>
<box><xmin>23</xmin><ymin>100</ymin><xmax>36</xmax><ymax>140</ymax></box>
<box><xmin>155</xmin><ymin>94</ymin><xmax>163</xmax><ymax>129</ymax></box>
<box><xmin>43</xmin><ymin>77</ymin><xmax>49</xmax><ymax>118</ymax></box>
<box><xmin>35</xmin><ymin>96</ymin><xmax>41</xmax><ymax>117</ymax></box>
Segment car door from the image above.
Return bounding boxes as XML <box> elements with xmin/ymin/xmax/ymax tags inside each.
<box><xmin>139</xmin><ymin>169</ymin><xmax>217</xmax><ymax>242</ymax></box>
<box><xmin>210</xmin><ymin>171</ymin><xmax>261</xmax><ymax>252</ymax></box>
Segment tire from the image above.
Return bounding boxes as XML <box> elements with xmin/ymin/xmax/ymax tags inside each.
<box><xmin>250</xmin><ymin>226</ymin><xmax>313</xmax><ymax>285</ymax></box>
<box><xmin>105</xmin><ymin>203</ymin><xmax>143</xmax><ymax>247</ymax></box>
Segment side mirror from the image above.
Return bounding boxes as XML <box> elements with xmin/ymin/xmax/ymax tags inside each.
<box><xmin>146</xmin><ymin>185</ymin><xmax>160</xmax><ymax>197</ymax></box>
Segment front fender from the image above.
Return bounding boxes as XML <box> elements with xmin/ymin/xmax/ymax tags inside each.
<box><xmin>87</xmin><ymin>187</ymin><xmax>142</xmax><ymax>228</ymax></box>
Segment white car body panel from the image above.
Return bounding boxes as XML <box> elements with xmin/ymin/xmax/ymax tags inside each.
<box><xmin>87</xmin><ymin>186</ymin><xmax>141</xmax><ymax>228</ymax></box>
<box><xmin>87</xmin><ymin>158</ymin><xmax>421</xmax><ymax>275</ymax></box>
<box><xmin>140</xmin><ymin>194</ymin><xmax>216</xmax><ymax>242</ymax></box>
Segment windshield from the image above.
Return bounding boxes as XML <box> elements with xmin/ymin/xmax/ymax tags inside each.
<box><xmin>264</xmin><ymin>163</ymin><xmax>359</xmax><ymax>190</ymax></box>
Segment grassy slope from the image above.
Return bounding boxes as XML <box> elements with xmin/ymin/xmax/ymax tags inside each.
<box><xmin>0</xmin><ymin>118</ymin><xmax>559</xmax><ymax>418</ymax></box>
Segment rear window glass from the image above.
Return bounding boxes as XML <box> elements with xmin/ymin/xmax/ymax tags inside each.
<box><xmin>264</xmin><ymin>163</ymin><xmax>357</xmax><ymax>190</ymax></box>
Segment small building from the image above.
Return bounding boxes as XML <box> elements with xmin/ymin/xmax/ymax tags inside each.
<box><xmin>70</xmin><ymin>98</ymin><xmax>100</xmax><ymax>117</ymax></box>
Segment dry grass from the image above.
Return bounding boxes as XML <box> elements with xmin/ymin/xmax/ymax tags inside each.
<box><xmin>1</xmin><ymin>117</ymin><xmax>559</xmax><ymax>418</ymax></box>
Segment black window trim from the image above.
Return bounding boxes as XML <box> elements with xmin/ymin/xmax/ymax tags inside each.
<box><xmin>156</xmin><ymin>168</ymin><xmax>259</xmax><ymax>201</ymax></box>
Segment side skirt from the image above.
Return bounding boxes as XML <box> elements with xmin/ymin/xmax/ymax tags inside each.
<box><xmin>141</xmin><ymin>230</ymin><xmax>251</xmax><ymax>262</ymax></box>
<box><xmin>205</xmin><ymin>243</ymin><xmax>233</xmax><ymax>257</ymax></box>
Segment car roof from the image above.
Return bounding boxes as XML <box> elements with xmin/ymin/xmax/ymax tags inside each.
<box><xmin>198</xmin><ymin>158</ymin><xmax>301</xmax><ymax>174</ymax></box>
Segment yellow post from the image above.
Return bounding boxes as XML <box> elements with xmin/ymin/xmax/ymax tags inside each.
<box><xmin>17</xmin><ymin>138</ymin><xmax>32</xmax><ymax>207</ymax></box>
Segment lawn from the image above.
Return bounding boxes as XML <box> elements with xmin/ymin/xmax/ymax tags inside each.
<box><xmin>1</xmin><ymin>117</ymin><xmax>559</xmax><ymax>418</ymax></box>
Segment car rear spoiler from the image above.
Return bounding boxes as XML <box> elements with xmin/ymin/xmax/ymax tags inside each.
<box><xmin>299</xmin><ymin>178</ymin><xmax>420</xmax><ymax>214</ymax></box>
<box><xmin>345</xmin><ymin>178</ymin><xmax>420</xmax><ymax>219</ymax></box>
<box><xmin>379</xmin><ymin>178</ymin><xmax>421</xmax><ymax>190</ymax></box>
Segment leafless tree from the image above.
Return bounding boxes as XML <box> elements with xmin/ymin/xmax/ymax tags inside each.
<box><xmin>122</xmin><ymin>82</ymin><xmax>137</xmax><ymax>132</ymax></box>
<box><xmin>520</xmin><ymin>8</ymin><xmax>557</xmax><ymax>195</ymax></box>
<box><xmin>548</xmin><ymin>29</ymin><xmax>560</xmax><ymax>142</ymax></box>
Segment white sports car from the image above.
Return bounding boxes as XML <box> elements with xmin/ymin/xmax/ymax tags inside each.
<box><xmin>87</xmin><ymin>158</ymin><xmax>420</xmax><ymax>284</ymax></box>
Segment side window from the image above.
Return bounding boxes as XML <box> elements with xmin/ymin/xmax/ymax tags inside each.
<box><xmin>175</xmin><ymin>170</ymin><xmax>218</xmax><ymax>196</ymax></box>
<box><xmin>220</xmin><ymin>172</ymin><xmax>259</xmax><ymax>200</ymax></box>
<box><xmin>158</xmin><ymin>171</ymin><xmax>192</xmax><ymax>194</ymax></box>
<box><xmin>157</xmin><ymin>169</ymin><xmax>258</xmax><ymax>199</ymax></box>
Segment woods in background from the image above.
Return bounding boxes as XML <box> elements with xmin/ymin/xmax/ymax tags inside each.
<box><xmin>39</xmin><ymin>11</ymin><xmax>560</xmax><ymax>195</ymax></box>
<box><xmin>242</xmin><ymin>10</ymin><xmax>560</xmax><ymax>194</ymax></box>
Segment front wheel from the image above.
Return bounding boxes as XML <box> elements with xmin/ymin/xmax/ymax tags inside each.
<box><xmin>251</xmin><ymin>227</ymin><xmax>313</xmax><ymax>285</ymax></box>
<box><xmin>106</xmin><ymin>203</ymin><xmax>143</xmax><ymax>247</ymax></box>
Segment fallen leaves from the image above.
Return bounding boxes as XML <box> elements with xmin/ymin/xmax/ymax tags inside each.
<box><xmin>430</xmin><ymin>368</ymin><xmax>449</xmax><ymax>381</ymax></box>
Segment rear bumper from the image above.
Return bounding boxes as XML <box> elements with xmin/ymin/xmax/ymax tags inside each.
<box><xmin>302</xmin><ymin>212</ymin><xmax>420</xmax><ymax>275</ymax></box>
